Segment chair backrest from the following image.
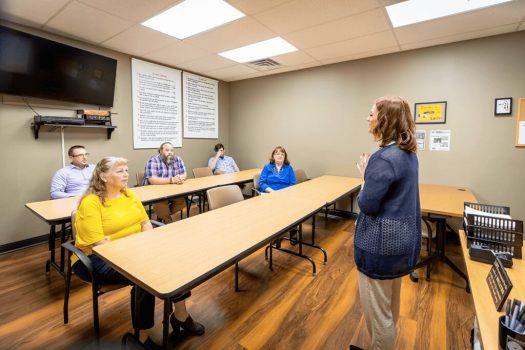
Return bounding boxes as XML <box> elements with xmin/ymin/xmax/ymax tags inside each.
<box><xmin>193</xmin><ymin>167</ymin><xmax>213</xmax><ymax>178</ymax></box>
<box><xmin>136</xmin><ymin>170</ymin><xmax>145</xmax><ymax>187</ymax></box>
<box><xmin>253</xmin><ymin>173</ymin><xmax>260</xmax><ymax>190</ymax></box>
<box><xmin>207</xmin><ymin>185</ymin><xmax>244</xmax><ymax>210</ymax></box>
<box><xmin>71</xmin><ymin>210</ymin><xmax>77</xmax><ymax>240</ymax></box>
<box><xmin>294</xmin><ymin>169</ymin><xmax>308</xmax><ymax>184</ymax></box>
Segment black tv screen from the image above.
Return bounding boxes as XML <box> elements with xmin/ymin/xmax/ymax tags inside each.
<box><xmin>0</xmin><ymin>25</ymin><xmax>117</xmax><ymax>107</ymax></box>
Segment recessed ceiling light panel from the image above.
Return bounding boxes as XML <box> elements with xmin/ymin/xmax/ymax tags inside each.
<box><xmin>386</xmin><ymin>0</ymin><xmax>512</xmax><ymax>28</ymax></box>
<box><xmin>142</xmin><ymin>0</ymin><xmax>245</xmax><ymax>39</ymax></box>
<box><xmin>219</xmin><ymin>37</ymin><xmax>298</xmax><ymax>63</ymax></box>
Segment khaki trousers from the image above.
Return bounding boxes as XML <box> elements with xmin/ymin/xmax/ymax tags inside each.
<box><xmin>358</xmin><ymin>271</ymin><xmax>402</xmax><ymax>350</ymax></box>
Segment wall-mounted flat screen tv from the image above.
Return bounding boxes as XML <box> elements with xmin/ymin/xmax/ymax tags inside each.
<box><xmin>0</xmin><ymin>25</ymin><xmax>117</xmax><ymax>107</ymax></box>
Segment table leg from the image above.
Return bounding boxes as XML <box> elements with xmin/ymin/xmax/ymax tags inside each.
<box><xmin>412</xmin><ymin>216</ymin><xmax>470</xmax><ymax>292</ymax></box>
<box><xmin>59</xmin><ymin>223</ymin><xmax>67</xmax><ymax>272</ymax></box>
<box><xmin>163</xmin><ymin>299</ymin><xmax>171</xmax><ymax>350</ymax></box>
<box><xmin>46</xmin><ymin>225</ymin><xmax>56</xmax><ymax>273</ymax></box>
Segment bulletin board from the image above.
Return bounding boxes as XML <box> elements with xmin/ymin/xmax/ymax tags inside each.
<box><xmin>516</xmin><ymin>98</ymin><xmax>525</xmax><ymax>147</ymax></box>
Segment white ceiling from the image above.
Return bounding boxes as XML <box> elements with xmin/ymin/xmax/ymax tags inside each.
<box><xmin>1</xmin><ymin>0</ymin><xmax>524</xmax><ymax>82</ymax></box>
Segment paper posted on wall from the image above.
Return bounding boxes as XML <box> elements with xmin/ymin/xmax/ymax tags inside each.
<box><xmin>430</xmin><ymin>130</ymin><xmax>451</xmax><ymax>151</ymax></box>
<box><xmin>519</xmin><ymin>121</ymin><xmax>525</xmax><ymax>145</ymax></box>
<box><xmin>416</xmin><ymin>130</ymin><xmax>426</xmax><ymax>151</ymax></box>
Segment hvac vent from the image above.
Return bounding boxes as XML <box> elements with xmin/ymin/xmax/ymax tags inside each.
<box><xmin>245</xmin><ymin>58</ymin><xmax>282</xmax><ymax>72</ymax></box>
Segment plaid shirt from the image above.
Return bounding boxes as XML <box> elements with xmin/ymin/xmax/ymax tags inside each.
<box><xmin>142</xmin><ymin>154</ymin><xmax>186</xmax><ymax>185</ymax></box>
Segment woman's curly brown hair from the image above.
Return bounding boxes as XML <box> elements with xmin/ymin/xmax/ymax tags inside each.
<box><xmin>371</xmin><ymin>96</ymin><xmax>417</xmax><ymax>153</ymax></box>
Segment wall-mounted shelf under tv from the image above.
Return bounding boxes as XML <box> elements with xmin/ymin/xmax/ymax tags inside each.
<box><xmin>31</xmin><ymin>116</ymin><xmax>116</xmax><ymax>139</ymax></box>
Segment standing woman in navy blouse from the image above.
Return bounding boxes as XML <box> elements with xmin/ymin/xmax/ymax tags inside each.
<box><xmin>259</xmin><ymin>146</ymin><xmax>296</xmax><ymax>193</ymax></box>
<box><xmin>354</xmin><ymin>96</ymin><xmax>420</xmax><ymax>350</ymax></box>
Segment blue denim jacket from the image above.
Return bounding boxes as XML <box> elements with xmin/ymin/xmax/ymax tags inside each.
<box><xmin>354</xmin><ymin>144</ymin><xmax>421</xmax><ymax>279</ymax></box>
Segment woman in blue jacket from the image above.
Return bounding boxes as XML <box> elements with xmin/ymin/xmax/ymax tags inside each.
<box><xmin>259</xmin><ymin>146</ymin><xmax>296</xmax><ymax>193</ymax></box>
<box><xmin>354</xmin><ymin>96</ymin><xmax>420</xmax><ymax>349</ymax></box>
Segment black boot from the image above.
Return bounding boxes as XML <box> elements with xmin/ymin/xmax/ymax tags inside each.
<box><xmin>170</xmin><ymin>314</ymin><xmax>205</xmax><ymax>336</ymax></box>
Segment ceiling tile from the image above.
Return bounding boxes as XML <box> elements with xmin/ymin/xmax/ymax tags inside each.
<box><xmin>305</xmin><ymin>30</ymin><xmax>397</xmax><ymax>61</ymax></box>
<box><xmin>225</xmin><ymin>0</ymin><xmax>292</xmax><ymax>15</ymax></box>
<box><xmin>184</xmin><ymin>17</ymin><xmax>275</xmax><ymax>53</ymax></box>
<box><xmin>395</xmin><ymin>1</ymin><xmax>525</xmax><ymax>45</ymax></box>
<box><xmin>285</xmin><ymin>8</ymin><xmax>391</xmax><ymax>49</ymax></box>
<box><xmin>77</xmin><ymin>0</ymin><xmax>179</xmax><ymax>23</ymax></box>
<box><xmin>272</xmin><ymin>50</ymin><xmax>317</xmax><ymax>66</ymax></box>
<box><xmin>101</xmin><ymin>25</ymin><xmax>176</xmax><ymax>56</ymax></box>
<box><xmin>205</xmin><ymin>64</ymin><xmax>259</xmax><ymax>81</ymax></box>
<box><xmin>0</xmin><ymin>0</ymin><xmax>69</xmax><ymax>27</ymax></box>
<box><xmin>176</xmin><ymin>55</ymin><xmax>236</xmax><ymax>73</ymax></box>
<box><xmin>318</xmin><ymin>46</ymin><xmax>399</xmax><ymax>65</ymax></box>
<box><xmin>229</xmin><ymin>72</ymin><xmax>267</xmax><ymax>82</ymax></box>
<box><xmin>254</xmin><ymin>0</ymin><xmax>380</xmax><ymax>34</ymax></box>
<box><xmin>44</xmin><ymin>1</ymin><xmax>133</xmax><ymax>43</ymax></box>
<box><xmin>259</xmin><ymin>61</ymin><xmax>321</xmax><ymax>76</ymax></box>
<box><xmin>141</xmin><ymin>41</ymin><xmax>210</xmax><ymax>66</ymax></box>
<box><xmin>400</xmin><ymin>24</ymin><xmax>520</xmax><ymax>51</ymax></box>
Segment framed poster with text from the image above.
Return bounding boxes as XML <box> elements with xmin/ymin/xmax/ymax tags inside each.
<box><xmin>414</xmin><ymin>101</ymin><xmax>447</xmax><ymax>124</ymax></box>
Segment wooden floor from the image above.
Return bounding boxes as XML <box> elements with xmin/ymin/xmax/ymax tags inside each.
<box><xmin>0</xmin><ymin>214</ymin><xmax>475</xmax><ymax>349</ymax></box>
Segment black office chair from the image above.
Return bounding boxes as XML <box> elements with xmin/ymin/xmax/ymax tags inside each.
<box><xmin>62</xmin><ymin>211</ymin><xmax>163</xmax><ymax>341</ymax></box>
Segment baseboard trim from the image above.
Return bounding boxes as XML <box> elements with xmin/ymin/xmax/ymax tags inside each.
<box><xmin>0</xmin><ymin>234</ymin><xmax>48</xmax><ymax>255</ymax></box>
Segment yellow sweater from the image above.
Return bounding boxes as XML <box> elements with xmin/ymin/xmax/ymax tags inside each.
<box><xmin>72</xmin><ymin>190</ymin><xmax>149</xmax><ymax>265</ymax></box>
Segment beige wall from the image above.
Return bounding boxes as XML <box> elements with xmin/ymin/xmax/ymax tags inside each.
<box><xmin>0</xmin><ymin>24</ymin><xmax>230</xmax><ymax>246</ymax></box>
<box><xmin>2</xmin><ymin>25</ymin><xmax>524</xmax><ymax>247</ymax></box>
<box><xmin>229</xmin><ymin>31</ymin><xmax>525</xmax><ymax>219</ymax></box>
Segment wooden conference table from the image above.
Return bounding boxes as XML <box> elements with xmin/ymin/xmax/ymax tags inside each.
<box><xmin>415</xmin><ymin>184</ymin><xmax>477</xmax><ymax>291</ymax></box>
<box><xmin>93</xmin><ymin>175</ymin><xmax>362</xmax><ymax>349</ymax></box>
<box><xmin>24</xmin><ymin>169</ymin><xmax>260</xmax><ymax>275</ymax></box>
<box><xmin>459</xmin><ymin>231</ymin><xmax>525</xmax><ymax>349</ymax></box>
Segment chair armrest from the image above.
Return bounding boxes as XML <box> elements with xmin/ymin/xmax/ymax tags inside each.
<box><xmin>62</xmin><ymin>240</ymin><xmax>95</xmax><ymax>278</ymax></box>
<box><xmin>150</xmin><ymin>220</ymin><xmax>164</xmax><ymax>227</ymax></box>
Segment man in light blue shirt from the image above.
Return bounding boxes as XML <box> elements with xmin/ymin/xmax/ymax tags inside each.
<box><xmin>50</xmin><ymin>145</ymin><xmax>94</xmax><ymax>199</ymax></box>
<box><xmin>208</xmin><ymin>143</ymin><xmax>239</xmax><ymax>174</ymax></box>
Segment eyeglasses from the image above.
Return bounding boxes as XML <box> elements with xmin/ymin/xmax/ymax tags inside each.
<box><xmin>71</xmin><ymin>153</ymin><xmax>89</xmax><ymax>158</ymax></box>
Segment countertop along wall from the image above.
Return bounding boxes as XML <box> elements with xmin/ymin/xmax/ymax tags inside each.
<box><xmin>229</xmin><ymin>31</ymin><xmax>525</xmax><ymax>220</ymax></box>
<box><xmin>0</xmin><ymin>23</ymin><xmax>230</xmax><ymax>247</ymax></box>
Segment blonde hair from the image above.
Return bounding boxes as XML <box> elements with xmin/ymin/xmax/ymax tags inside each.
<box><xmin>81</xmin><ymin>157</ymin><xmax>129</xmax><ymax>206</ymax></box>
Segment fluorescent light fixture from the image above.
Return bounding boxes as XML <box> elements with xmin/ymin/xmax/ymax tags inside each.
<box><xmin>219</xmin><ymin>37</ymin><xmax>298</xmax><ymax>63</ymax></box>
<box><xmin>142</xmin><ymin>0</ymin><xmax>245</xmax><ymax>39</ymax></box>
<box><xmin>386</xmin><ymin>0</ymin><xmax>512</xmax><ymax>28</ymax></box>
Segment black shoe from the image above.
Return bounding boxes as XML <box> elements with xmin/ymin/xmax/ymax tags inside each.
<box><xmin>143</xmin><ymin>337</ymin><xmax>162</xmax><ymax>350</ymax></box>
<box><xmin>170</xmin><ymin>314</ymin><xmax>205</xmax><ymax>336</ymax></box>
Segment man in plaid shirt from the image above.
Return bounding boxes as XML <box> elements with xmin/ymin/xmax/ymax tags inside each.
<box><xmin>142</xmin><ymin>142</ymin><xmax>187</xmax><ymax>223</ymax></box>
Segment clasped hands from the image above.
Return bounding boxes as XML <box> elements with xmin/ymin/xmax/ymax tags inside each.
<box><xmin>356</xmin><ymin>153</ymin><xmax>371</xmax><ymax>180</ymax></box>
<box><xmin>170</xmin><ymin>175</ymin><xmax>184</xmax><ymax>184</ymax></box>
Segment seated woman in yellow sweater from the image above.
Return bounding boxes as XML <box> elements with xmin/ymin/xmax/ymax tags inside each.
<box><xmin>73</xmin><ymin>157</ymin><xmax>204</xmax><ymax>339</ymax></box>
